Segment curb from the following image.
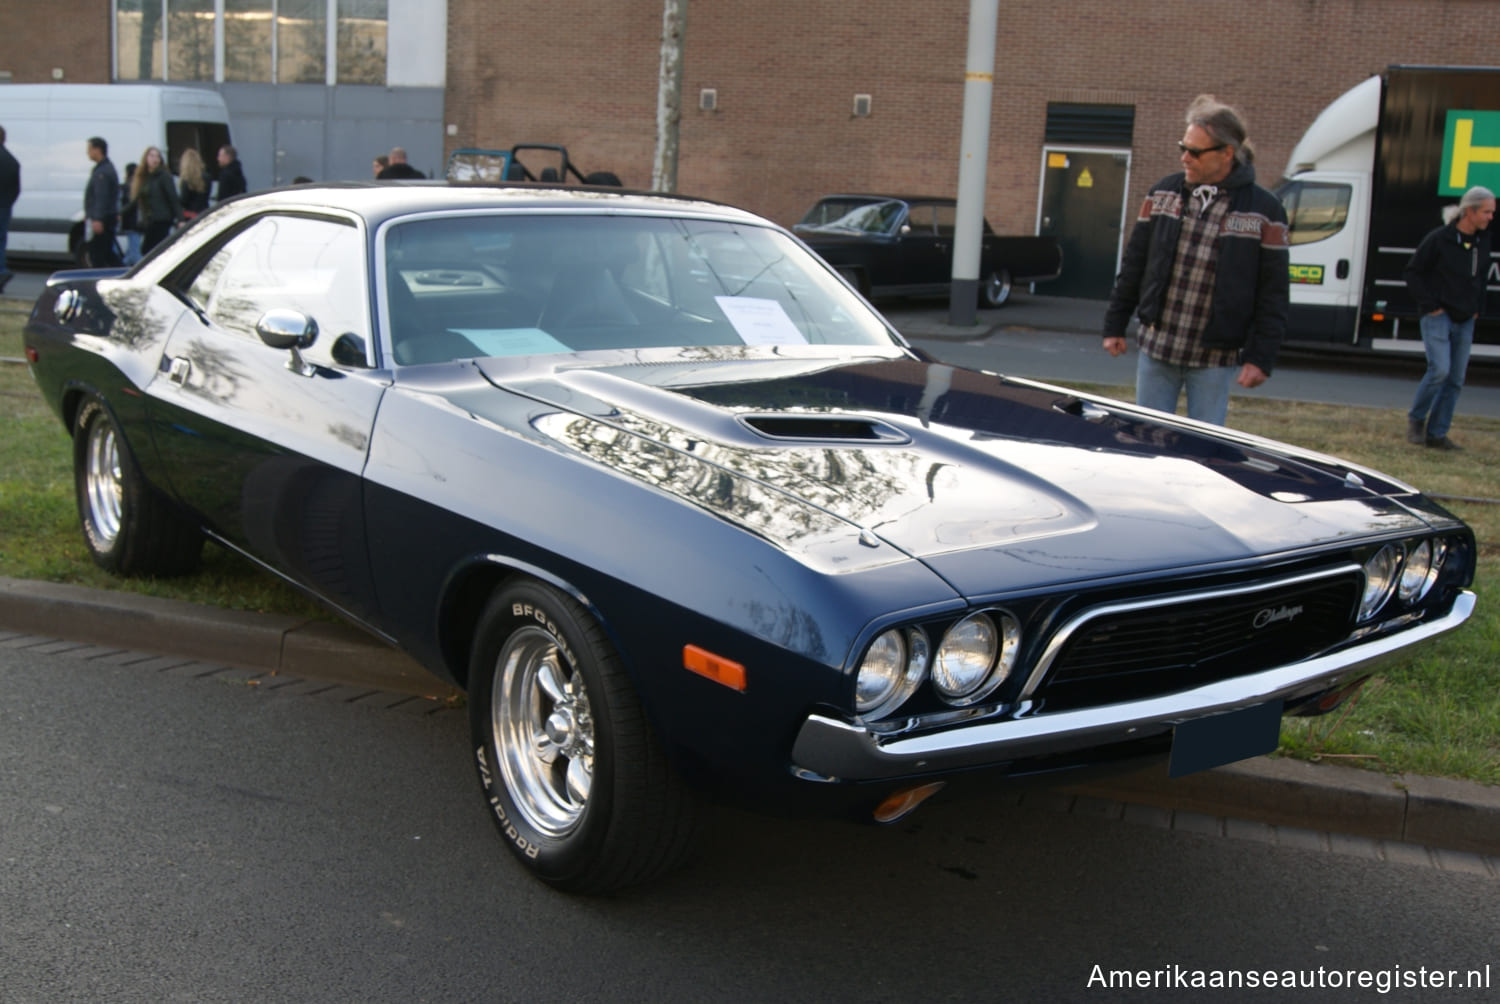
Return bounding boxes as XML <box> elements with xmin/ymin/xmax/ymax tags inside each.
<box><xmin>1</xmin><ymin>576</ymin><xmax>1495</xmax><ymax>857</ymax></box>
<box><xmin>0</xmin><ymin>577</ymin><xmax>460</xmax><ymax>701</ymax></box>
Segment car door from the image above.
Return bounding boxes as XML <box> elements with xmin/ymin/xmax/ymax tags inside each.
<box><xmin>897</xmin><ymin>202</ymin><xmax>951</xmax><ymax>292</ymax></box>
<box><xmin>146</xmin><ymin>211</ymin><xmax>390</xmax><ymax>622</ymax></box>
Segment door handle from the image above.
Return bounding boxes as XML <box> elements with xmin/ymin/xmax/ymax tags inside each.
<box><xmin>1337</xmin><ymin>259</ymin><xmax>1349</xmax><ymax>280</ymax></box>
<box><xmin>167</xmin><ymin>356</ymin><xmax>191</xmax><ymax>385</ymax></box>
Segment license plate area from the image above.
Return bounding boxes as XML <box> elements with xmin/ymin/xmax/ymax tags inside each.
<box><xmin>1168</xmin><ymin>700</ymin><xmax>1283</xmax><ymax>778</ymax></box>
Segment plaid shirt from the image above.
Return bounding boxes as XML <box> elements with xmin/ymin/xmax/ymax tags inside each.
<box><xmin>1139</xmin><ymin>186</ymin><xmax>1241</xmax><ymax>368</ymax></box>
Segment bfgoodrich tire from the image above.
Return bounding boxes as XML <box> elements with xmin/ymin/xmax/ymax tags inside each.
<box><xmin>72</xmin><ymin>396</ymin><xmax>202</xmax><ymax>576</ymax></box>
<box><xmin>468</xmin><ymin>580</ymin><xmax>696</xmax><ymax>893</ymax></box>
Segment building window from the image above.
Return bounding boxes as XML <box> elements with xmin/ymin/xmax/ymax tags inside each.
<box><xmin>277</xmin><ymin>0</ymin><xmax>327</xmax><ymax>84</ymax></box>
<box><xmin>225</xmin><ymin>0</ymin><xmax>273</xmax><ymax>82</ymax></box>
<box><xmin>116</xmin><ymin>0</ymin><xmax>164</xmax><ymax>81</ymax></box>
<box><xmin>114</xmin><ymin>0</ymin><xmax>386</xmax><ymax>85</ymax></box>
<box><xmin>168</xmin><ymin>0</ymin><xmax>217</xmax><ymax>82</ymax></box>
<box><xmin>337</xmin><ymin>0</ymin><xmax>387</xmax><ymax>85</ymax></box>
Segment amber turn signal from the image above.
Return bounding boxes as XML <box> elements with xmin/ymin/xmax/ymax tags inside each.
<box><xmin>872</xmin><ymin>781</ymin><xmax>947</xmax><ymax>823</ymax></box>
<box><xmin>683</xmin><ymin>644</ymin><xmax>747</xmax><ymax>692</ymax></box>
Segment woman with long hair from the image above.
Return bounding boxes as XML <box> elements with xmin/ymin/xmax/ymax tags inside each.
<box><xmin>178</xmin><ymin>147</ymin><xmax>210</xmax><ymax>221</ymax></box>
<box><xmin>130</xmin><ymin>145</ymin><xmax>181</xmax><ymax>254</ymax></box>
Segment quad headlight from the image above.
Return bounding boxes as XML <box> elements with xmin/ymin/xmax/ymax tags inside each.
<box><xmin>854</xmin><ymin>627</ymin><xmax>927</xmax><ymax>720</ymax></box>
<box><xmin>854</xmin><ymin>610</ymin><xmax>1024</xmax><ymax>720</ymax></box>
<box><xmin>1358</xmin><ymin>543</ymin><xmax>1402</xmax><ymax>622</ymax></box>
<box><xmin>932</xmin><ymin>611</ymin><xmax>1020</xmax><ymax>706</ymax></box>
<box><xmin>1397</xmin><ymin>538</ymin><xmax>1444</xmax><ymax>603</ymax></box>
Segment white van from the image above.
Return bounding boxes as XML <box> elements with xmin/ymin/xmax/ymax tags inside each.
<box><xmin>3</xmin><ymin>83</ymin><xmax>232</xmax><ymax>261</ymax></box>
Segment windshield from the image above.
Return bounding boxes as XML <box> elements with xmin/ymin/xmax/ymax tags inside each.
<box><xmin>381</xmin><ymin>213</ymin><xmax>898</xmax><ymax>364</ymax></box>
<box><xmin>796</xmin><ymin>199</ymin><xmax>906</xmax><ymax>236</ymax></box>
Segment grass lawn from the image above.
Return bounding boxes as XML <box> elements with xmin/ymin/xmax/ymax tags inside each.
<box><xmin>2</xmin><ymin>302</ymin><xmax>1496</xmax><ymax>783</ymax></box>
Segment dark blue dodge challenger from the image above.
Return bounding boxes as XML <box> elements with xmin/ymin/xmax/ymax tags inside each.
<box><xmin>24</xmin><ymin>185</ymin><xmax>1475</xmax><ymax>892</ymax></box>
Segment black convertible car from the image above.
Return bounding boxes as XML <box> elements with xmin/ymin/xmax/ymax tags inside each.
<box><xmin>794</xmin><ymin>194</ymin><xmax>1063</xmax><ymax>307</ymax></box>
<box><xmin>24</xmin><ymin>184</ymin><xmax>1475</xmax><ymax>892</ymax></box>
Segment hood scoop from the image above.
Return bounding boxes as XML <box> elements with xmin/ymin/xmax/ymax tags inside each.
<box><xmin>739</xmin><ymin>414</ymin><xmax>910</xmax><ymax>444</ymax></box>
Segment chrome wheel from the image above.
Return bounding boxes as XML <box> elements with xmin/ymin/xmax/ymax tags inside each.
<box><xmin>492</xmin><ymin>626</ymin><xmax>594</xmax><ymax>837</ymax></box>
<box><xmin>980</xmin><ymin>268</ymin><xmax>1013</xmax><ymax>308</ymax></box>
<box><xmin>83</xmin><ymin>416</ymin><xmax>124</xmax><ymax>549</ymax></box>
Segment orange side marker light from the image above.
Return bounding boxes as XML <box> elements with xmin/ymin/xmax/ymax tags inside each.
<box><xmin>683</xmin><ymin>644</ymin><xmax>747</xmax><ymax>692</ymax></box>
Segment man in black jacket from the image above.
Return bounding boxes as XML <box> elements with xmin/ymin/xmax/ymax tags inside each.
<box><xmin>215</xmin><ymin>144</ymin><xmax>247</xmax><ymax>203</ymax></box>
<box><xmin>1404</xmin><ymin>185</ymin><xmax>1495</xmax><ymax>450</ymax></box>
<box><xmin>0</xmin><ymin>125</ymin><xmax>19</xmax><ymax>293</ymax></box>
<box><xmin>82</xmin><ymin>137</ymin><xmax>121</xmax><ymax>267</ymax></box>
<box><xmin>376</xmin><ymin>147</ymin><xmax>425</xmax><ymax>180</ymax></box>
<box><xmin>1103</xmin><ymin>95</ymin><xmax>1289</xmax><ymax>425</ymax></box>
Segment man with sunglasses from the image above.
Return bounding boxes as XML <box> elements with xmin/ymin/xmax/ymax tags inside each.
<box><xmin>1103</xmin><ymin>95</ymin><xmax>1289</xmax><ymax>425</ymax></box>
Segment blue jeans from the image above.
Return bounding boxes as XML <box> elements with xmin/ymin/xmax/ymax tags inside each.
<box><xmin>1409</xmin><ymin>311</ymin><xmax>1474</xmax><ymax>440</ymax></box>
<box><xmin>1135</xmin><ymin>352</ymin><xmax>1237</xmax><ymax>425</ymax></box>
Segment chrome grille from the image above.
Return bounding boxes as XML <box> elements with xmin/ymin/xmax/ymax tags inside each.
<box><xmin>1030</xmin><ymin>567</ymin><xmax>1363</xmax><ymax>712</ymax></box>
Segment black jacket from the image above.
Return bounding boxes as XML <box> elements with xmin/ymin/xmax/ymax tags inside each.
<box><xmin>1104</xmin><ymin>161</ymin><xmax>1291</xmax><ymax>374</ymax></box>
<box><xmin>84</xmin><ymin>158</ymin><xmax>120</xmax><ymax>225</ymax></box>
<box><xmin>377</xmin><ymin>162</ymin><xmax>425</xmax><ymax>180</ymax></box>
<box><xmin>0</xmin><ymin>143</ymin><xmax>19</xmax><ymax>209</ymax></box>
<box><xmin>216</xmin><ymin>159</ymin><xmax>247</xmax><ymax>202</ymax></box>
<box><xmin>135</xmin><ymin>167</ymin><xmax>182</xmax><ymax>226</ymax></box>
<box><xmin>1404</xmin><ymin>222</ymin><xmax>1492</xmax><ymax>323</ymax></box>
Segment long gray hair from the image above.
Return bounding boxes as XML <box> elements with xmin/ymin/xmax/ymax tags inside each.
<box><xmin>1186</xmin><ymin>94</ymin><xmax>1255</xmax><ymax>165</ymax></box>
<box><xmin>1442</xmin><ymin>185</ymin><xmax>1496</xmax><ymax>224</ymax></box>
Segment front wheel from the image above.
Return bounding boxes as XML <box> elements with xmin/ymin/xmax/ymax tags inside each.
<box><xmin>72</xmin><ymin>396</ymin><xmax>202</xmax><ymax>576</ymax></box>
<box><xmin>977</xmin><ymin>267</ymin><xmax>1014</xmax><ymax>308</ymax></box>
<box><xmin>468</xmin><ymin>580</ymin><xmax>695</xmax><ymax>892</ymax></box>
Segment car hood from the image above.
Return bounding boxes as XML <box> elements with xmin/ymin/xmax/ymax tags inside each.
<box><xmin>473</xmin><ymin>350</ymin><xmax>1437</xmax><ymax>596</ymax></box>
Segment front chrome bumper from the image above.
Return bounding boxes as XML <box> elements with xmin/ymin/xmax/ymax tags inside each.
<box><xmin>791</xmin><ymin>590</ymin><xmax>1476</xmax><ymax>782</ymax></box>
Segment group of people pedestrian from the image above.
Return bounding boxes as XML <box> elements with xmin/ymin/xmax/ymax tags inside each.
<box><xmin>374</xmin><ymin>146</ymin><xmax>424</xmax><ymax>179</ymax></box>
<box><xmin>1103</xmin><ymin>94</ymin><xmax>1493</xmax><ymax>448</ymax></box>
<box><xmin>82</xmin><ymin>138</ymin><xmax>248</xmax><ymax>267</ymax></box>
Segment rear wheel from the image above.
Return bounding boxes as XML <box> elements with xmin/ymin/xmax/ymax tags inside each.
<box><xmin>468</xmin><ymin>580</ymin><xmax>695</xmax><ymax>892</ymax></box>
<box><xmin>978</xmin><ymin>267</ymin><xmax>1013</xmax><ymax>308</ymax></box>
<box><xmin>73</xmin><ymin>396</ymin><xmax>202</xmax><ymax>576</ymax></box>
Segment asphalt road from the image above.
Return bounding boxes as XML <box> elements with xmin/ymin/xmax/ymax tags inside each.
<box><xmin>3</xmin><ymin>640</ymin><xmax>1496</xmax><ymax>1002</ymax></box>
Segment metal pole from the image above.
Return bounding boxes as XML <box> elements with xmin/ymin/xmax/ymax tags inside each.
<box><xmin>948</xmin><ymin>0</ymin><xmax>998</xmax><ymax>326</ymax></box>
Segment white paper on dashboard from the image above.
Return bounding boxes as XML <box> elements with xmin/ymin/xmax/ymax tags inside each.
<box><xmin>451</xmin><ymin>328</ymin><xmax>572</xmax><ymax>357</ymax></box>
<box><xmin>715</xmin><ymin>296</ymin><xmax>808</xmax><ymax>346</ymax></box>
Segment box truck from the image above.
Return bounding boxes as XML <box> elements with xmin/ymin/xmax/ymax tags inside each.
<box><xmin>1276</xmin><ymin>65</ymin><xmax>1500</xmax><ymax>357</ymax></box>
<box><xmin>3</xmin><ymin>83</ymin><xmax>232</xmax><ymax>262</ymax></box>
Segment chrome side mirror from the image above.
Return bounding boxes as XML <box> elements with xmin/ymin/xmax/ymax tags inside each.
<box><xmin>255</xmin><ymin>309</ymin><xmax>319</xmax><ymax>376</ymax></box>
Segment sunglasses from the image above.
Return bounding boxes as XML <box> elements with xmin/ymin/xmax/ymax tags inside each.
<box><xmin>1178</xmin><ymin>141</ymin><xmax>1227</xmax><ymax>158</ymax></box>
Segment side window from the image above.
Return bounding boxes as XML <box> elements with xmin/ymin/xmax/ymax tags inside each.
<box><xmin>904</xmin><ymin>204</ymin><xmax>935</xmax><ymax>235</ymax></box>
<box><xmin>183</xmin><ymin>215</ymin><xmax>369</xmax><ymax>366</ymax></box>
<box><xmin>1278</xmin><ymin>181</ymin><xmax>1351</xmax><ymax>246</ymax></box>
<box><xmin>933</xmin><ymin>203</ymin><xmax>957</xmax><ymax>237</ymax></box>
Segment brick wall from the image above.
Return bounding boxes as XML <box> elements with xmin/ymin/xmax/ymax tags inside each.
<box><xmin>446</xmin><ymin>0</ymin><xmax>1500</xmax><ymax>232</ymax></box>
<box><xmin>0</xmin><ymin>0</ymin><xmax>112</xmax><ymax>85</ymax></box>
<box><xmin>5</xmin><ymin>0</ymin><xmax>1495</xmax><ymax>237</ymax></box>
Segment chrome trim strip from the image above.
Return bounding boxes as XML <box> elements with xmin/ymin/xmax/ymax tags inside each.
<box><xmin>791</xmin><ymin>591</ymin><xmax>1474</xmax><ymax>781</ymax></box>
<box><xmin>1016</xmin><ymin>564</ymin><xmax>1363</xmax><ymax>700</ymax></box>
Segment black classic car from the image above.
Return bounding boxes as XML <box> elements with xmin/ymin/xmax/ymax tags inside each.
<box><xmin>24</xmin><ymin>184</ymin><xmax>1474</xmax><ymax>893</ymax></box>
<box><xmin>793</xmin><ymin>194</ymin><xmax>1063</xmax><ymax>307</ymax></box>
